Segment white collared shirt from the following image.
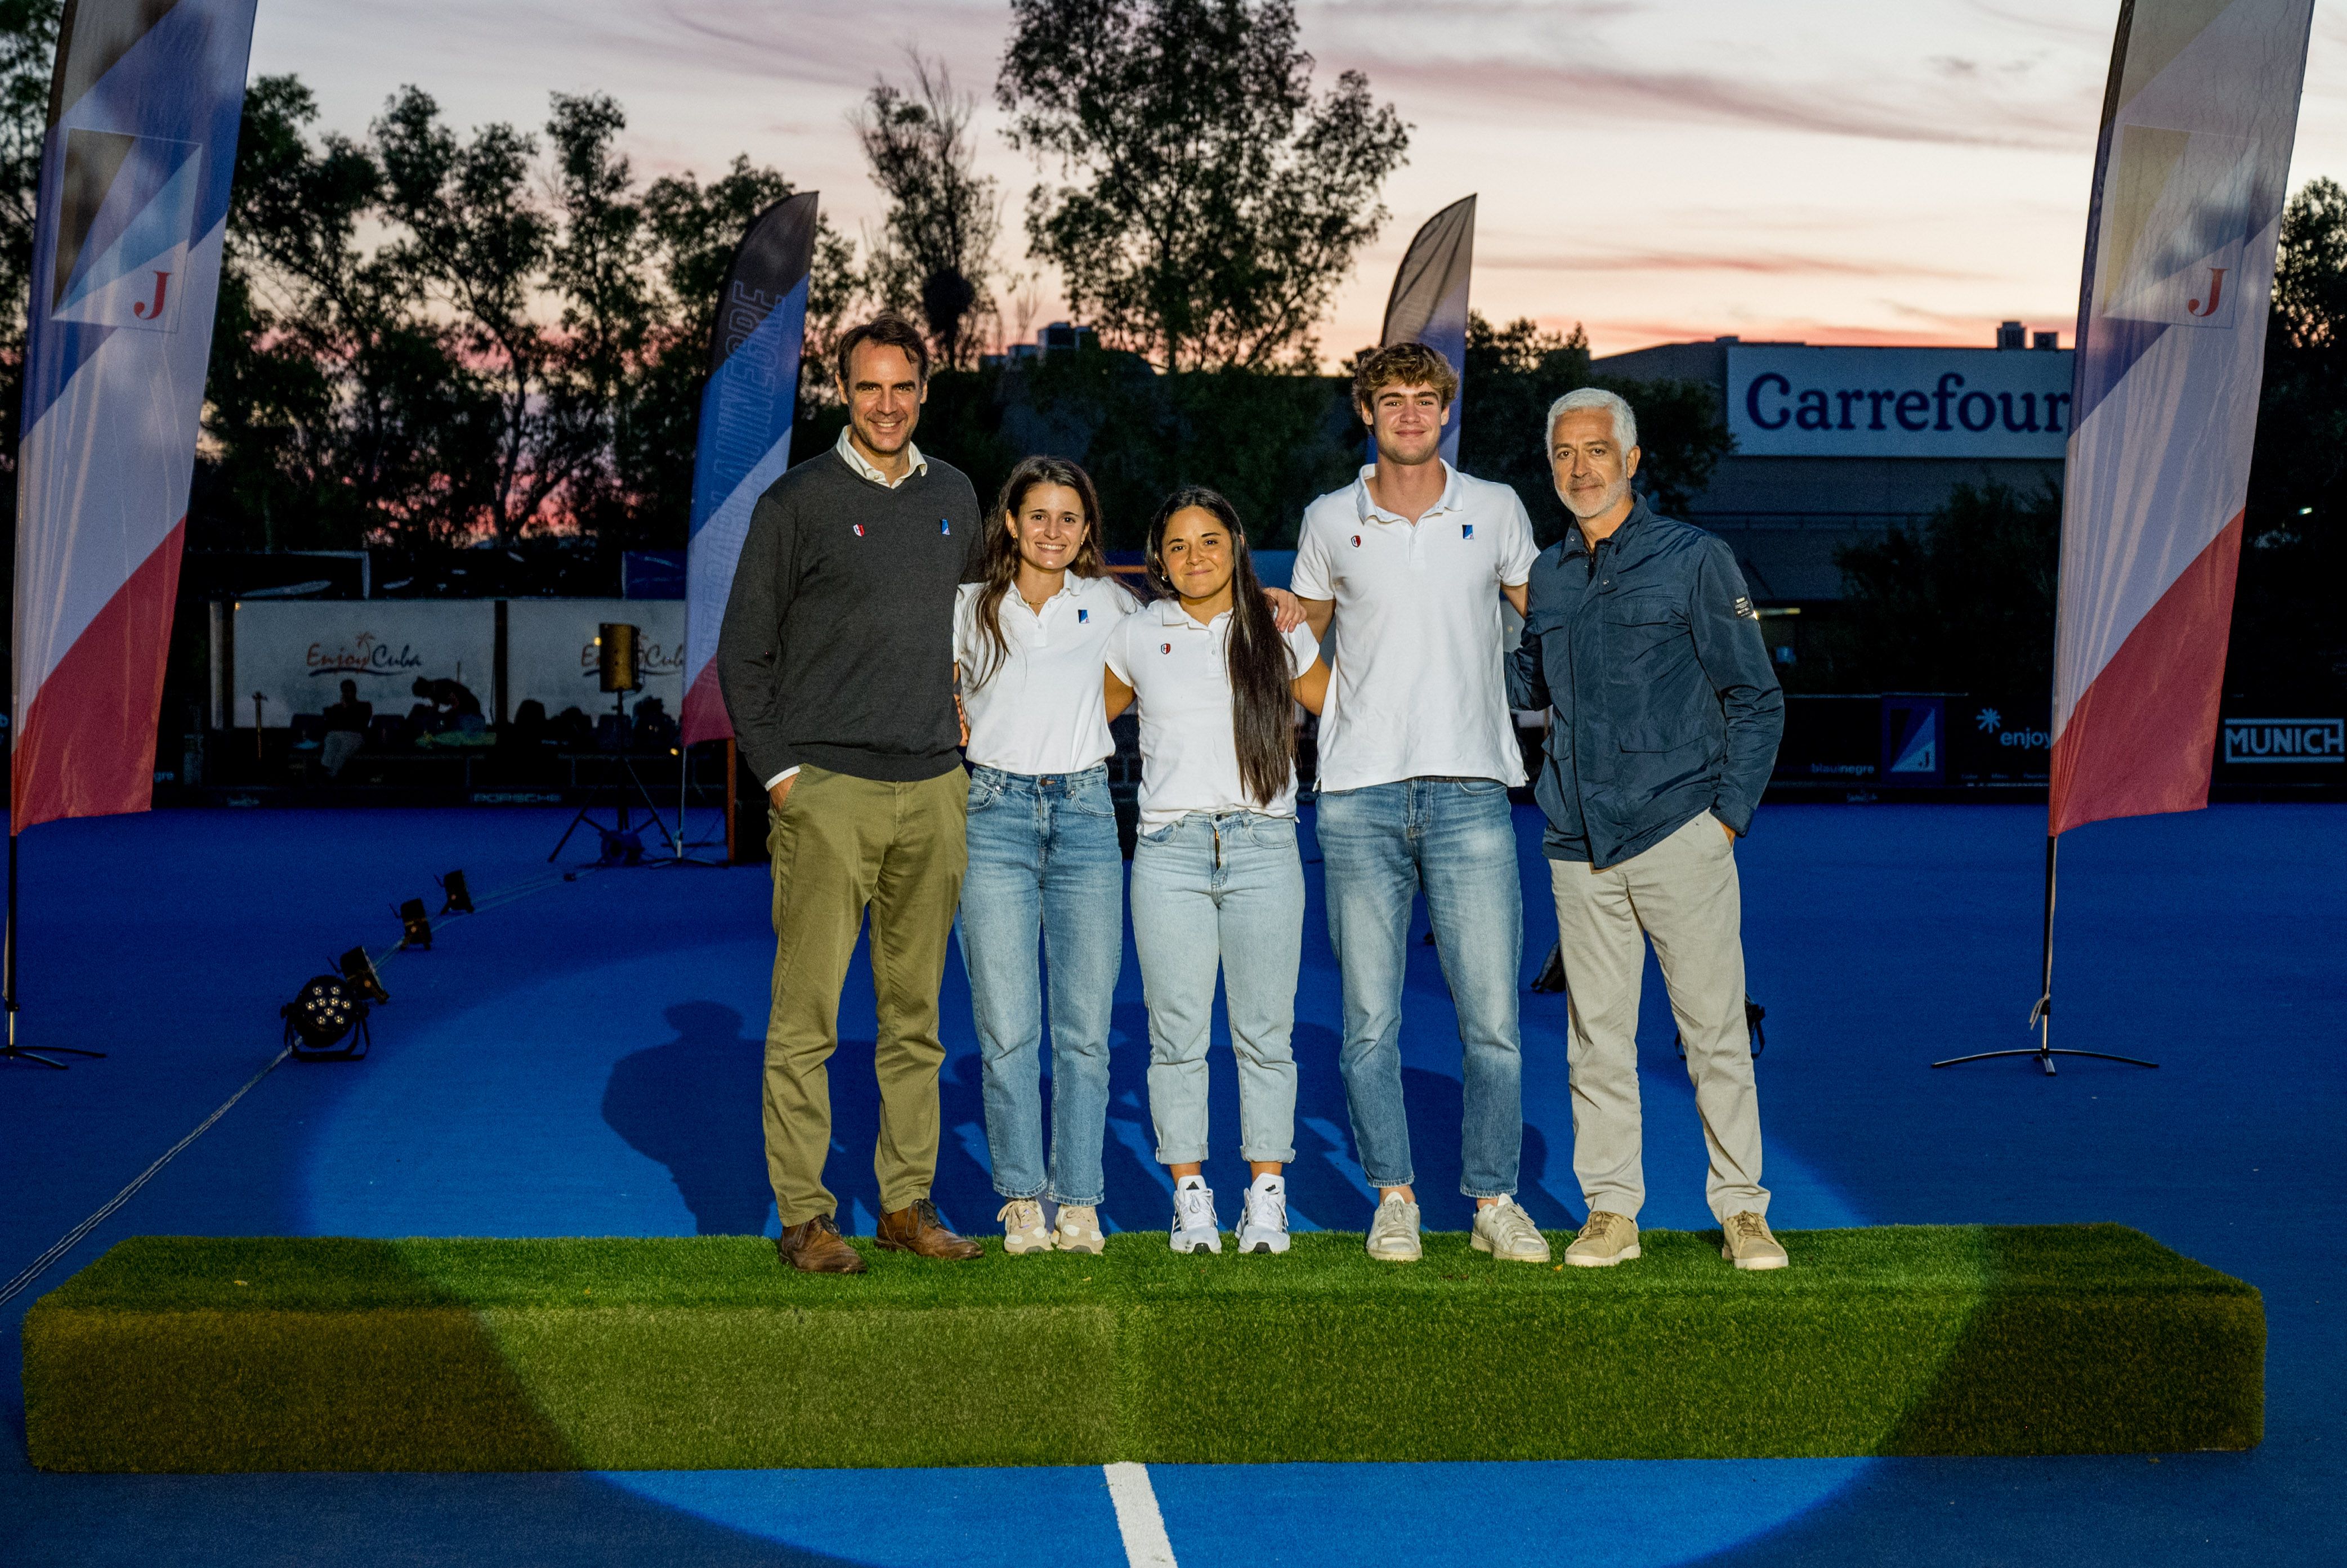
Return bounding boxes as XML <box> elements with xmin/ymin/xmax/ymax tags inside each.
<box><xmin>1291</xmin><ymin>460</ymin><xmax>1540</xmax><ymax>791</ymax></box>
<box><xmin>1104</xmin><ymin>599</ymin><xmax>1321</xmax><ymax>827</ymax></box>
<box><xmin>955</xmin><ymin>574</ymin><xmax>1140</xmax><ymax>775</ymax></box>
<box><xmin>833</xmin><ymin>425</ymin><xmax>928</xmax><ymax>489</ymax></box>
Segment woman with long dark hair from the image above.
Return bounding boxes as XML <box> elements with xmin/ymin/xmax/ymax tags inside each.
<box><xmin>954</xmin><ymin>456</ymin><xmax>1137</xmax><ymax>1256</ymax></box>
<box><xmin>1103</xmin><ymin>486</ymin><xmax>1329</xmax><ymax>1255</ymax></box>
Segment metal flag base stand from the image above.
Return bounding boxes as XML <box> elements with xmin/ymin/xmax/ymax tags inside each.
<box><xmin>1</xmin><ymin>823</ymin><xmax>105</xmax><ymax>1070</ymax></box>
<box><xmin>1932</xmin><ymin>834</ymin><xmax>2158</xmax><ymax>1076</ymax></box>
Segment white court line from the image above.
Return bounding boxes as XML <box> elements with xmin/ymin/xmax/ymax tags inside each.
<box><xmin>1105</xmin><ymin>1462</ymin><xmax>1178</xmax><ymax>1568</ymax></box>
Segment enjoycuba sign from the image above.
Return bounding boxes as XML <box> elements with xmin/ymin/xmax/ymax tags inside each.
<box><xmin>1726</xmin><ymin>345</ymin><xmax>2074</xmax><ymax>459</ymax></box>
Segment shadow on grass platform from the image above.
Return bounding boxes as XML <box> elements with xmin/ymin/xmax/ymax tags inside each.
<box><xmin>23</xmin><ymin>1225</ymin><xmax>2261</xmax><ymax>1472</ymax></box>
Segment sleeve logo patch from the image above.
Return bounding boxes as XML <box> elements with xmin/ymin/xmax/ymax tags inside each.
<box><xmin>1733</xmin><ymin>595</ymin><xmax>1757</xmax><ymax>620</ymax></box>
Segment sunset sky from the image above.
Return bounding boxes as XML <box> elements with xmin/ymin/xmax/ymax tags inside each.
<box><xmin>250</xmin><ymin>0</ymin><xmax>2347</xmax><ymax>361</ymax></box>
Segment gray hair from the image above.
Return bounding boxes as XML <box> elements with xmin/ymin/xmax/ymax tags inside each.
<box><xmin>1544</xmin><ymin>387</ymin><xmax>1638</xmax><ymax>459</ymax></box>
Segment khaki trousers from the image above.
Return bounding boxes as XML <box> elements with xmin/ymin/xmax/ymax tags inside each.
<box><xmin>763</xmin><ymin>764</ymin><xmax>968</xmax><ymax>1226</ymax></box>
<box><xmin>1548</xmin><ymin>812</ymin><xmax>1768</xmax><ymax>1225</ymax></box>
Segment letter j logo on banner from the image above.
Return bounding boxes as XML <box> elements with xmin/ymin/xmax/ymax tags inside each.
<box><xmin>49</xmin><ymin>130</ymin><xmax>204</xmax><ymax>334</ymax></box>
<box><xmin>2095</xmin><ymin>123</ymin><xmax>2259</xmax><ymax>331</ymax></box>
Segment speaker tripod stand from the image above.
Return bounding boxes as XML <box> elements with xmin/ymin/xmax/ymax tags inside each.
<box><xmin>545</xmin><ymin>621</ymin><xmax>713</xmax><ymax>867</ymax></box>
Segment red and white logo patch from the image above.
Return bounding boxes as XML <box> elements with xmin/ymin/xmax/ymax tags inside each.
<box><xmin>1351</xmin><ymin>535</ymin><xmax>1362</xmax><ymax>547</ymax></box>
<box><xmin>1161</xmin><ymin>643</ymin><xmax>1172</xmax><ymax>654</ymax></box>
<box><xmin>852</xmin><ymin>523</ymin><xmax>865</xmax><ymax>537</ymax></box>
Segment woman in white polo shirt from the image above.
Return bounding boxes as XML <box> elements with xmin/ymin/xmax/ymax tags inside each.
<box><xmin>1104</xmin><ymin>486</ymin><xmax>1329</xmax><ymax>1255</ymax></box>
<box><xmin>955</xmin><ymin>457</ymin><xmax>1138</xmax><ymax>1257</ymax></box>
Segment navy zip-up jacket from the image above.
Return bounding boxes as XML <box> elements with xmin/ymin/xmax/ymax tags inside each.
<box><xmin>1508</xmin><ymin>498</ymin><xmax>1784</xmax><ymax>869</ymax></box>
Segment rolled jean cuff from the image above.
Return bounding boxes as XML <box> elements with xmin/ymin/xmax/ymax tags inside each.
<box><xmin>1241</xmin><ymin>1141</ymin><xmax>1298</xmax><ymax>1165</ymax></box>
<box><xmin>1155</xmin><ymin>1141</ymin><xmax>1208</xmax><ymax>1166</ymax></box>
<box><xmin>1362</xmin><ymin>1163</ymin><xmax>1415</xmax><ymax>1189</ymax></box>
<box><xmin>1049</xmin><ymin>1185</ymin><xmax>1105</xmax><ymax>1206</ymax></box>
<box><xmin>992</xmin><ymin>1180</ymin><xmax>1048</xmax><ymax>1201</ymax></box>
<box><xmin>1461</xmin><ymin>1184</ymin><xmax>1514</xmax><ymax>1200</ymax></box>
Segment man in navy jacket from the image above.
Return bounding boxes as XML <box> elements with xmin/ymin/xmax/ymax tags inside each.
<box><xmin>1510</xmin><ymin>388</ymin><xmax>1789</xmax><ymax>1271</ymax></box>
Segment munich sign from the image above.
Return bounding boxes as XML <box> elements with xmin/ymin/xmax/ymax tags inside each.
<box><xmin>1725</xmin><ymin>346</ymin><xmax>2073</xmax><ymax>460</ymax></box>
<box><xmin>2221</xmin><ymin>718</ymin><xmax>2344</xmax><ymax>765</ymax></box>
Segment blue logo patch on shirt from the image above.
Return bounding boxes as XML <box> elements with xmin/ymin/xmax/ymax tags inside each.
<box><xmin>1078</xmin><ymin>608</ymin><xmax>1089</xmax><ymax>623</ymax></box>
<box><xmin>1463</xmin><ymin>523</ymin><xmax>1475</xmax><ymax>539</ymax></box>
<box><xmin>940</xmin><ymin>518</ymin><xmax>951</xmax><ymax>535</ymax></box>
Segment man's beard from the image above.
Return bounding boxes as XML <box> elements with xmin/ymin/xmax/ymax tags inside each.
<box><xmin>1560</xmin><ymin>475</ymin><xmax>1629</xmax><ymax>520</ymax></box>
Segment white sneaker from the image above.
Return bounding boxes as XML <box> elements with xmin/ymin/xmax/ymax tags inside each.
<box><xmin>1168</xmin><ymin>1177</ymin><xmax>1221</xmax><ymax>1255</ymax></box>
<box><xmin>1470</xmin><ymin>1196</ymin><xmax>1552</xmax><ymax>1262</ymax></box>
<box><xmin>998</xmin><ymin>1198</ymin><xmax>1052</xmax><ymax>1255</ymax></box>
<box><xmin>1365</xmin><ymin>1191</ymin><xmax>1421</xmax><ymax>1262</ymax></box>
<box><xmin>1237</xmin><ymin>1173</ymin><xmax>1291</xmax><ymax>1254</ymax></box>
<box><xmin>1053</xmin><ymin>1203</ymin><xmax>1105</xmax><ymax>1255</ymax></box>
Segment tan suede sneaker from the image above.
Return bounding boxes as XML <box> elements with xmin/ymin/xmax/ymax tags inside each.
<box><xmin>1053</xmin><ymin>1203</ymin><xmax>1105</xmax><ymax>1255</ymax></box>
<box><xmin>1722</xmin><ymin>1211</ymin><xmax>1789</xmax><ymax>1270</ymax></box>
<box><xmin>998</xmin><ymin>1198</ymin><xmax>1052</xmax><ymax>1255</ymax></box>
<box><xmin>1563</xmin><ymin>1210</ymin><xmax>1640</xmax><ymax>1267</ymax></box>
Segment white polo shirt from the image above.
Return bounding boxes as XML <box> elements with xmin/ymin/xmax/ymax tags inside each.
<box><xmin>954</xmin><ymin>574</ymin><xmax>1139</xmax><ymax>775</ymax></box>
<box><xmin>1103</xmin><ymin>599</ymin><xmax>1321</xmax><ymax>827</ymax></box>
<box><xmin>1291</xmin><ymin>461</ymin><xmax>1540</xmax><ymax>791</ymax></box>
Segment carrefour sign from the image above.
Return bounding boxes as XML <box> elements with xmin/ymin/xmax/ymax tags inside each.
<box><xmin>1726</xmin><ymin>346</ymin><xmax>2073</xmax><ymax>459</ymax></box>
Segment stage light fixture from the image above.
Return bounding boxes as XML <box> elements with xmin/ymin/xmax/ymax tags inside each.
<box><xmin>281</xmin><ymin>973</ymin><xmax>371</xmax><ymax>1060</ymax></box>
<box><xmin>437</xmin><ymin>869</ymin><xmax>473</xmax><ymax>914</ymax></box>
<box><xmin>397</xmin><ymin>898</ymin><xmax>432</xmax><ymax>951</ymax></box>
<box><xmin>339</xmin><ymin>946</ymin><xmax>391</xmax><ymax>1003</ymax></box>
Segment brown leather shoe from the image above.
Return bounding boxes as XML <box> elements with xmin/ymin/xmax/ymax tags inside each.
<box><xmin>875</xmin><ymin>1198</ymin><xmax>984</xmax><ymax>1260</ymax></box>
<box><xmin>776</xmin><ymin>1212</ymin><xmax>868</xmax><ymax>1274</ymax></box>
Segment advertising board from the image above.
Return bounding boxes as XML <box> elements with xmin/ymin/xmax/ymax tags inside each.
<box><xmin>504</xmin><ymin>599</ymin><xmax>685</xmax><ymax>719</ymax></box>
<box><xmin>233</xmin><ymin>602</ymin><xmax>494</xmax><ymax>723</ymax></box>
<box><xmin>1725</xmin><ymin>346</ymin><xmax>2073</xmax><ymax>459</ymax></box>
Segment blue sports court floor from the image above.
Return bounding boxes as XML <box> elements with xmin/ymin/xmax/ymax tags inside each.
<box><xmin>1</xmin><ymin>800</ymin><xmax>2340</xmax><ymax>1566</ymax></box>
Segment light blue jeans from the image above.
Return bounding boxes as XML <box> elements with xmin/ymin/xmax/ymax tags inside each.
<box><xmin>1129</xmin><ymin>812</ymin><xmax>1302</xmax><ymax>1166</ymax></box>
<box><xmin>959</xmin><ymin>764</ymin><xmax>1124</xmax><ymax>1205</ymax></box>
<box><xmin>1316</xmin><ymin>777</ymin><xmax>1525</xmax><ymax>1198</ymax></box>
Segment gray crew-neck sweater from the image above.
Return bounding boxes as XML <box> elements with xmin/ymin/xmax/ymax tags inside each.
<box><xmin>717</xmin><ymin>448</ymin><xmax>983</xmax><ymax>784</ymax></box>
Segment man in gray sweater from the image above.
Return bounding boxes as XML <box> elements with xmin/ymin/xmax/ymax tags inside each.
<box><xmin>718</xmin><ymin>312</ymin><xmax>986</xmax><ymax>1273</ymax></box>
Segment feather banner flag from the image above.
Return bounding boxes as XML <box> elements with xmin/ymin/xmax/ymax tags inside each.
<box><xmin>1379</xmin><ymin>195</ymin><xmax>1475</xmax><ymax>466</ymax></box>
<box><xmin>681</xmin><ymin>191</ymin><xmax>818</xmax><ymax>745</ymax></box>
<box><xmin>12</xmin><ymin>0</ymin><xmax>260</xmax><ymax>832</ymax></box>
<box><xmin>2049</xmin><ymin>0</ymin><xmax>2316</xmax><ymax>835</ymax></box>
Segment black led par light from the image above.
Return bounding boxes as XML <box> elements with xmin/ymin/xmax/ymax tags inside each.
<box><xmin>397</xmin><ymin>898</ymin><xmax>432</xmax><ymax>951</ymax></box>
<box><xmin>437</xmin><ymin>869</ymin><xmax>473</xmax><ymax>915</ymax></box>
<box><xmin>283</xmin><ymin>973</ymin><xmax>371</xmax><ymax>1059</ymax></box>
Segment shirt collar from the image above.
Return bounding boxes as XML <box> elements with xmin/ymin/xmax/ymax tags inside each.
<box><xmin>1153</xmin><ymin>597</ymin><xmax>1227</xmax><ymax>630</ymax></box>
<box><xmin>1353</xmin><ymin>459</ymin><xmax>1463</xmax><ymax>525</ymax></box>
<box><xmin>1560</xmin><ymin>496</ymin><xmax>1652</xmax><ymax>560</ymax></box>
<box><xmin>834</xmin><ymin>425</ymin><xmax>927</xmax><ymax>489</ymax></box>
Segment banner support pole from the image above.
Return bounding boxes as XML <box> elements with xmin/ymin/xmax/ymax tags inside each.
<box><xmin>1932</xmin><ymin>832</ymin><xmax>2158</xmax><ymax>1074</ymax></box>
<box><xmin>2</xmin><ymin>725</ymin><xmax>102</xmax><ymax>1071</ymax></box>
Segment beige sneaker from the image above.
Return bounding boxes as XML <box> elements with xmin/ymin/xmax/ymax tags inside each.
<box><xmin>1563</xmin><ymin>1210</ymin><xmax>1640</xmax><ymax>1267</ymax></box>
<box><xmin>1053</xmin><ymin>1203</ymin><xmax>1105</xmax><ymax>1255</ymax></box>
<box><xmin>1722</xmin><ymin>1212</ymin><xmax>1787</xmax><ymax>1270</ymax></box>
<box><xmin>1470</xmin><ymin>1197</ymin><xmax>1553</xmax><ymax>1262</ymax></box>
<box><xmin>998</xmin><ymin>1198</ymin><xmax>1052</xmax><ymax>1255</ymax></box>
<box><xmin>1364</xmin><ymin>1193</ymin><xmax>1421</xmax><ymax>1262</ymax></box>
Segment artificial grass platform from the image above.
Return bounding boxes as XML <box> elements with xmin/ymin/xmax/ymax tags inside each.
<box><xmin>22</xmin><ymin>1225</ymin><xmax>2260</xmax><ymax>1472</ymax></box>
